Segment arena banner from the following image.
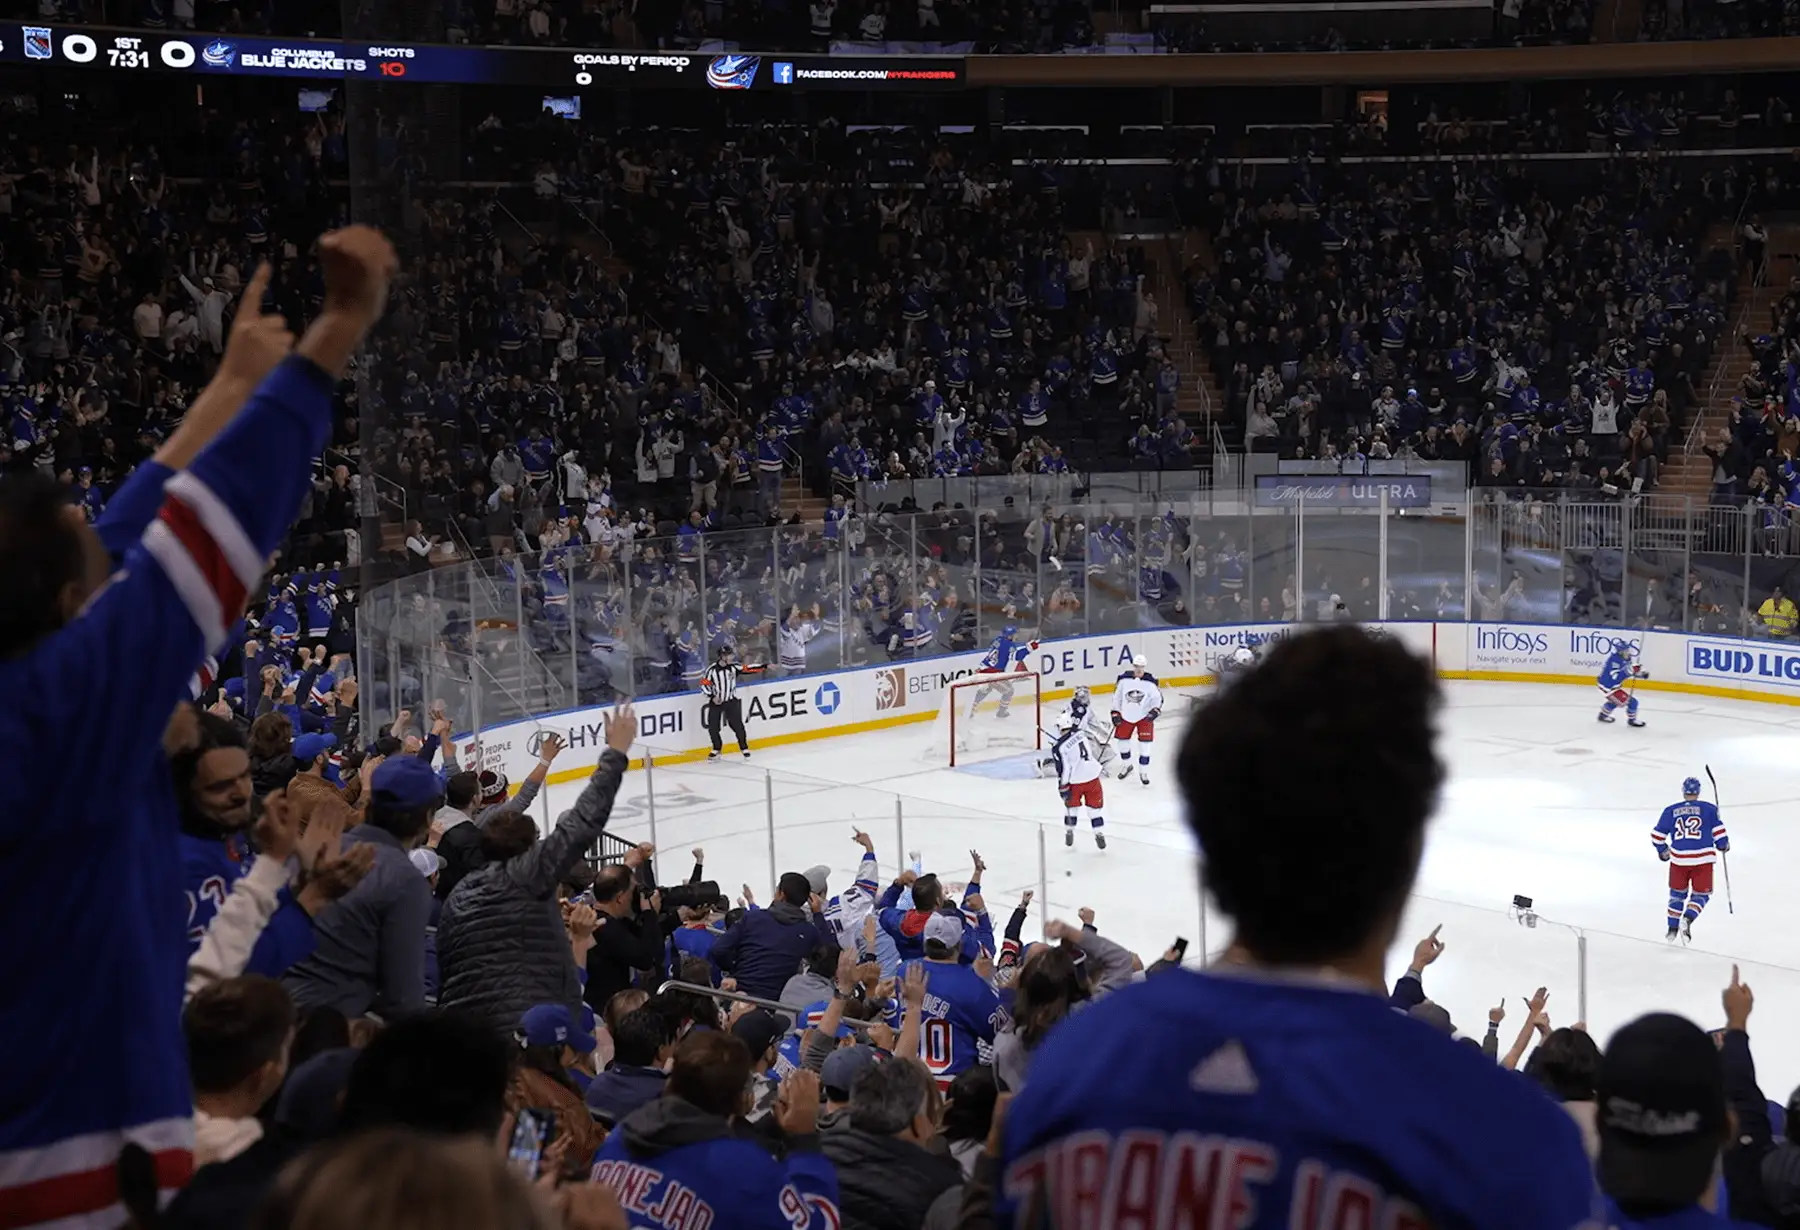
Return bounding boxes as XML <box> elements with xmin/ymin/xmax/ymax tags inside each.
<box><xmin>0</xmin><ymin>21</ymin><xmax>965</xmax><ymax>89</ymax></box>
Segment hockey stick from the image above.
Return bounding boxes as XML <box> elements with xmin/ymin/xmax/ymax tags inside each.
<box><xmin>1705</xmin><ymin>763</ymin><xmax>1734</xmax><ymax>914</ymax></box>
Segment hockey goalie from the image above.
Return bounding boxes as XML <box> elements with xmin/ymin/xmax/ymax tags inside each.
<box><xmin>1036</xmin><ymin>687</ymin><xmax>1116</xmax><ymax>778</ymax></box>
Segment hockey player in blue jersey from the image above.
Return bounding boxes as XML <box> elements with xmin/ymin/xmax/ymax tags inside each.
<box><xmin>906</xmin><ymin>913</ymin><xmax>1006</xmax><ymax>1090</ymax></box>
<box><xmin>1652</xmin><ymin>777</ymin><xmax>1730</xmax><ymax>944</ymax></box>
<box><xmin>1597</xmin><ymin>639</ymin><xmax>1649</xmax><ymax>726</ymax></box>
<box><xmin>999</xmin><ymin>627</ymin><xmax>1600</xmax><ymax>1230</ymax></box>
<box><xmin>967</xmin><ymin>624</ymin><xmax>1037</xmax><ymax>718</ymax></box>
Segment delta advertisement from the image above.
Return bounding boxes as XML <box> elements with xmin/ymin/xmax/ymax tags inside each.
<box><xmin>453</xmin><ymin>620</ymin><xmax>1800</xmax><ymax>831</ymax></box>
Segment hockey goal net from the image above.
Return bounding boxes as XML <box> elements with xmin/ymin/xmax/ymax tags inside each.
<box><xmin>928</xmin><ymin>671</ymin><xmax>1043</xmax><ymax>767</ymax></box>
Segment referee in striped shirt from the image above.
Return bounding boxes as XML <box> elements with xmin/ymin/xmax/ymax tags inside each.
<box><xmin>703</xmin><ymin>645</ymin><xmax>755</xmax><ymax>759</ymax></box>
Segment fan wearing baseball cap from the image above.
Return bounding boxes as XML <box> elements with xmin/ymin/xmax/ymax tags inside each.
<box><xmin>508</xmin><ymin>1004</ymin><xmax>604</xmax><ymax>1177</ymax></box>
<box><xmin>1597</xmin><ymin>1012</ymin><xmax>1757</xmax><ymax>1228</ymax></box>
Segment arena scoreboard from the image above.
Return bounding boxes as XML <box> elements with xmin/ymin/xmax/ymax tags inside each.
<box><xmin>0</xmin><ymin>21</ymin><xmax>965</xmax><ymax>90</ymax></box>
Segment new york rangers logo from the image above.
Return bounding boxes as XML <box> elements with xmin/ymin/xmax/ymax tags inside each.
<box><xmin>23</xmin><ymin>27</ymin><xmax>52</xmax><ymax>59</ymax></box>
<box><xmin>201</xmin><ymin>39</ymin><xmax>236</xmax><ymax>67</ymax></box>
<box><xmin>705</xmin><ymin>54</ymin><xmax>759</xmax><ymax>90</ymax></box>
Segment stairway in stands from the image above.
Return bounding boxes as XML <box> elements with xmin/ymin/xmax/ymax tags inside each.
<box><xmin>1143</xmin><ymin>229</ymin><xmax>1235</xmax><ymax>467</ymax></box>
<box><xmin>1661</xmin><ymin>223</ymin><xmax>1793</xmax><ymax>502</ymax></box>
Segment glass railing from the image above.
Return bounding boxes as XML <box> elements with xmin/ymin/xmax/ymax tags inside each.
<box><xmin>359</xmin><ymin>486</ymin><xmax>1797</xmax><ymax>729</ymax></box>
<box><xmin>359</xmin><ymin>483</ymin><xmax>1800</xmax><ymax>1086</ymax></box>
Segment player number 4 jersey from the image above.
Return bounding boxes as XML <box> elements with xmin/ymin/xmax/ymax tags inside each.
<box><xmin>1114</xmin><ymin>672</ymin><xmax>1164</xmax><ymax>723</ymax></box>
<box><xmin>1052</xmin><ymin>731</ymin><xmax>1104</xmax><ymax>787</ymax></box>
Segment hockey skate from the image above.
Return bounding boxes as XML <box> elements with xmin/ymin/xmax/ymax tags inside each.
<box><xmin>1064</xmin><ymin>828</ymin><xmax>1074</xmax><ymax>848</ymax></box>
<box><xmin>1139</xmin><ymin>773</ymin><xmax>1151</xmax><ymax>786</ymax></box>
<box><xmin>1681</xmin><ymin>919</ymin><xmax>1694</xmax><ymax>945</ymax></box>
<box><xmin>1628</xmin><ymin>717</ymin><xmax>1646</xmax><ymax>728</ymax></box>
<box><xmin>708</xmin><ymin>750</ymin><xmax>721</xmax><ymax>760</ymax></box>
<box><xmin>1116</xmin><ymin>764</ymin><xmax>1133</xmax><ymax>780</ymax></box>
<box><xmin>1665</xmin><ymin>926</ymin><xmax>1680</xmax><ymax>944</ymax></box>
<box><xmin>742</xmin><ymin>749</ymin><xmax>752</xmax><ymax>758</ymax></box>
<box><xmin>1095</xmin><ymin>833</ymin><xmax>1107</xmax><ymax>850</ymax></box>
<box><xmin>1597</xmin><ymin>711</ymin><xmax>1615</xmax><ymax>723</ymax></box>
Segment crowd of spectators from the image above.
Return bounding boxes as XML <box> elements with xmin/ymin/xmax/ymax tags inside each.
<box><xmin>1639</xmin><ymin>0</ymin><xmax>1799</xmax><ymax>39</ymax></box>
<box><xmin>1193</xmin><ymin>144</ymin><xmax>1760</xmax><ymax>498</ymax></box>
<box><xmin>8</xmin><ymin>29</ymin><xmax>1800</xmax><ymax>1229</ymax></box>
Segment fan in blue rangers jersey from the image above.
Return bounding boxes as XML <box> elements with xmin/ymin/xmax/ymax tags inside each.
<box><xmin>906</xmin><ymin>913</ymin><xmax>1006</xmax><ymax>1091</ymax></box>
<box><xmin>1597</xmin><ymin>639</ymin><xmax>1649</xmax><ymax>727</ymax></box>
<box><xmin>968</xmin><ymin>624</ymin><xmax>1038</xmax><ymax>718</ymax></box>
<box><xmin>0</xmin><ymin>239</ymin><xmax>398</xmax><ymax>1230</ymax></box>
<box><xmin>176</xmin><ymin>714</ymin><xmax>319</xmax><ymax>975</ymax></box>
<box><xmin>1652</xmin><ymin>777</ymin><xmax>1730</xmax><ymax>945</ymax></box>
<box><xmin>996</xmin><ymin>626</ymin><xmax>1602</xmax><ymax>1230</ymax></box>
<box><xmin>591</xmin><ymin>1033</ymin><xmax>839</xmax><ymax>1230</ymax></box>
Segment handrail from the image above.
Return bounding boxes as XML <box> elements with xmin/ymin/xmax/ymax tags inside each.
<box><xmin>653</xmin><ymin>980</ymin><xmax>883</xmax><ymax>1034</ymax></box>
<box><xmin>491</xmin><ymin>195</ymin><xmax>541</xmax><ymax>247</ymax></box>
<box><xmin>327</xmin><ymin>446</ymin><xmax>407</xmax><ymax>523</ymax></box>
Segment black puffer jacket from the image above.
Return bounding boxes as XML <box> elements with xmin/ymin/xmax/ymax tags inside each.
<box><xmin>436</xmin><ymin>749</ymin><xmax>627</xmax><ymax>1033</ymax></box>
<box><xmin>819</xmin><ymin>1128</ymin><xmax>963</xmax><ymax>1230</ymax></box>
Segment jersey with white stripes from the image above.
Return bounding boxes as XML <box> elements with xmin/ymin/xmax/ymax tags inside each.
<box><xmin>1113</xmin><ymin>672</ymin><xmax>1164</xmax><ymax>724</ymax></box>
<box><xmin>1651</xmin><ymin>800</ymin><xmax>1728</xmax><ymax>866</ymax></box>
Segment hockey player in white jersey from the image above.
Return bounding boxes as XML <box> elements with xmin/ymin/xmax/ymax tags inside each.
<box><xmin>1050</xmin><ymin>713</ymin><xmax>1107</xmax><ymax>850</ymax></box>
<box><xmin>1213</xmin><ymin>645</ymin><xmax>1257</xmax><ymax>696</ymax></box>
<box><xmin>1112</xmin><ymin>655</ymin><xmax>1164</xmax><ymax>784</ymax></box>
<box><xmin>1035</xmin><ymin>686</ymin><xmax>1115</xmax><ymax>777</ymax></box>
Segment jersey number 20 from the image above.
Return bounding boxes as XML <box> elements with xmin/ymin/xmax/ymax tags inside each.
<box><xmin>922</xmin><ymin>1019</ymin><xmax>954</xmax><ymax>1076</ymax></box>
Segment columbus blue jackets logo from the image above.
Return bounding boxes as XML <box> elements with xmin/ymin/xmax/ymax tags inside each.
<box><xmin>23</xmin><ymin>27</ymin><xmax>52</xmax><ymax>59</ymax></box>
<box><xmin>706</xmin><ymin>54</ymin><xmax>759</xmax><ymax>90</ymax></box>
<box><xmin>201</xmin><ymin>39</ymin><xmax>237</xmax><ymax>67</ymax></box>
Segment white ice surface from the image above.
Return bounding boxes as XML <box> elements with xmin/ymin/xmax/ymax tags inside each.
<box><xmin>535</xmin><ymin>680</ymin><xmax>1800</xmax><ymax>1097</ymax></box>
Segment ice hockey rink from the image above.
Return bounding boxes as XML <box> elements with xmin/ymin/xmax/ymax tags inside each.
<box><xmin>533</xmin><ymin>678</ymin><xmax>1800</xmax><ymax>1098</ymax></box>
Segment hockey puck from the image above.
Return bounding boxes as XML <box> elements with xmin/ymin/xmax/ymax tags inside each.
<box><xmin>1065</xmin><ymin>870</ymin><xmax>1072</xmax><ymax>877</ymax></box>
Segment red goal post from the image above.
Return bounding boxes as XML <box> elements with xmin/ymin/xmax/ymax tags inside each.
<box><xmin>932</xmin><ymin>670</ymin><xmax>1044</xmax><ymax>767</ymax></box>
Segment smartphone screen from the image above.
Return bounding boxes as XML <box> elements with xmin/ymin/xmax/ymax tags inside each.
<box><xmin>1172</xmin><ymin>937</ymin><xmax>1190</xmax><ymax>959</ymax></box>
<box><xmin>507</xmin><ymin>1108</ymin><xmax>553</xmax><ymax>1179</ymax></box>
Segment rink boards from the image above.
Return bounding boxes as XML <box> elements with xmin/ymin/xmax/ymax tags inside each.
<box><xmin>455</xmin><ymin>620</ymin><xmax>1800</xmax><ymax>791</ymax></box>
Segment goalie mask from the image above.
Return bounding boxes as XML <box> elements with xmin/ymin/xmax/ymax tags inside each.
<box><xmin>1072</xmin><ymin>685</ymin><xmax>1091</xmax><ymax>715</ymax></box>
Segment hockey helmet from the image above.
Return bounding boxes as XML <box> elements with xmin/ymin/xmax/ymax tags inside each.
<box><xmin>1073</xmin><ymin>685</ymin><xmax>1091</xmax><ymax>708</ymax></box>
<box><xmin>1682</xmin><ymin>776</ymin><xmax>1702</xmax><ymax>798</ymax></box>
<box><xmin>1230</xmin><ymin>647</ymin><xmax>1255</xmax><ymax>666</ymax></box>
<box><xmin>1003</xmin><ymin>623</ymin><xmax>1018</xmax><ymax>638</ymax></box>
<box><xmin>1054</xmin><ymin>713</ymin><xmax>1075</xmax><ymax>733</ymax></box>
<box><xmin>1131</xmin><ymin>654</ymin><xmax>1148</xmax><ymax>669</ymax></box>
<box><xmin>1613</xmin><ymin>639</ymin><xmax>1636</xmax><ymax>660</ymax></box>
